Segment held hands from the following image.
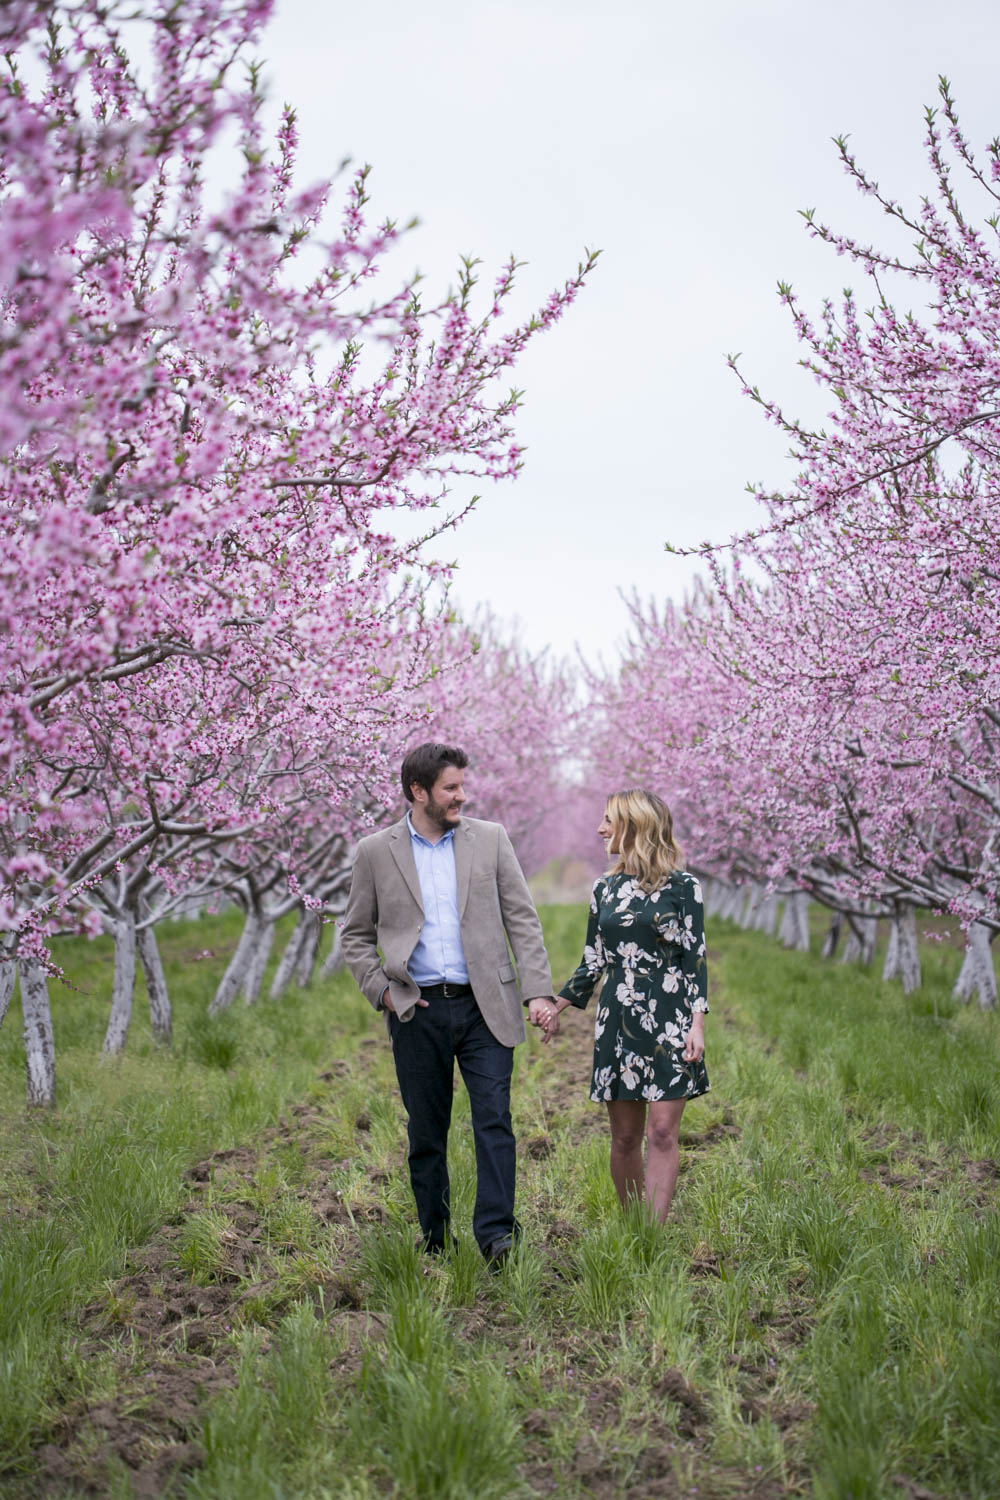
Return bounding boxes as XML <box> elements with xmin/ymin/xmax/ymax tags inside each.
<box><xmin>682</xmin><ymin>1014</ymin><xmax>705</xmax><ymax>1063</ymax></box>
<box><xmin>527</xmin><ymin>997</ymin><xmax>560</xmax><ymax>1044</ymax></box>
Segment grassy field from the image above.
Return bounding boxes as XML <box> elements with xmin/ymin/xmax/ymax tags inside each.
<box><xmin>1</xmin><ymin>905</ymin><xmax>998</xmax><ymax>1498</ymax></box>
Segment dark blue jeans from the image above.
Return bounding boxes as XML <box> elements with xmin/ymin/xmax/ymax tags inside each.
<box><xmin>389</xmin><ymin>991</ymin><xmax>517</xmax><ymax>1254</ymax></box>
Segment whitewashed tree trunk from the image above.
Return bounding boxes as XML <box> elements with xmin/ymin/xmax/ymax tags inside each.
<box><xmin>726</xmin><ymin>885</ymin><xmax>746</xmax><ymax>922</ymax></box>
<box><xmin>137</xmin><ymin>923</ymin><xmax>172</xmax><ymax>1043</ymax></box>
<box><xmin>320</xmin><ymin>925</ymin><xmax>345</xmax><ymax>979</ymax></box>
<box><xmin>952</xmin><ymin>923</ymin><xmax>997</xmax><ymax>1010</ymax></box>
<box><xmin>753</xmin><ymin>893</ymin><xmax>779</xmax><ymax>936</ymax></box>
<box><xmin>210</xmin><ymin>909</ymin><xmax>263</xmax><ymax>1015</ymax></box>
<box><xmin>778</xmin><ymin>896</ymin><xmax>797</xmax><ymax>946</ymax></box>
<box><xmin>779</xmin><ymin>892</ymin><xmax>810</xmax><ymax>952</ymax></box>
<box><xmin>0</xmin><ymin>960</ymin><xmax>14</xmax><ymax>1026</ymax></box>
<box><xmin>715</xmin><ymin>881</ymin><xmax>732</xmax><ymax>919</ymax></box>
<box><xmin>270</xmin><ymin>910</ymin><xmax>309</xmax><ymax>1000</ymax></box>
<box><xmin>21</xmin><ymin>963</ymin><xmax>56</xmax><ymax>1106</ymax></box>
<box><xmin>103</xmin><ymin>909</ymin><xmax>137</xmax><ymax>1055</ymax></box>
<box><xmin>240</xmin><ymin>917</ymin><xmax>276</xmax><ymax>1005</ymax></box>
<box><xmin>738</xmin><ymin>884</ymin><xmax>762</xmax><ymax>929</ymax></box>
<box><xmin>294</xmin><ymin>912</ymin><xmax>324</xmax><ymax>987</ymax></box>
<box><xmin>842</xmin><ymin>913</ymin><xmax>878</xmax><ymax>966</ymax></box>
<box><xmin>883</xmin><ymin>916</ymin><xmax>899</xmax><ymax>978</ymax></box>
<box><xmin>820</xmin><ymin>913</ymin><xmax>842</xmax><ymax>960</ymax></box>
<box><xmin>883</xmin><ymin>906</ymin><xmax>921</xmax><ymax>993</ymax></box>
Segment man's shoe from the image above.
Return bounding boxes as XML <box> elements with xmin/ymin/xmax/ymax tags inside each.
<box><xmin>485</xmin><ymin>1234</ymin><xmax>516</xmax><ymax>1271</ymax></box>
<box><xmin>421</xmin><ymin>1231</ymin><xmax>458</xmax><ymax>1257</ymax></box>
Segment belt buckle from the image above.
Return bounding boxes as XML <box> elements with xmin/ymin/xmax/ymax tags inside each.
<box><xmin>441</xmin><ymin>981</ymin><xmax>459</xmax><ymax>997</ymax></box>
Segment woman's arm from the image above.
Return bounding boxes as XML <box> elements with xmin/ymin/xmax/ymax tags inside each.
<box><xmin>680</xmin><ymin>875</ymin><xmax>708</xmax><ymax>1014</ymax></box>
<box><xmin>680</xmin><ymin>875</ymin><xmax>707</xmax><ymax>1060</ymax></box>
<box><xmin>553</xmin><ymin>881</ymin><xmax>607</xmax><ymax>1013</ymax></box>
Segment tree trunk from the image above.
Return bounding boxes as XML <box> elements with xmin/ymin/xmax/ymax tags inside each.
<box><xmin>716</xmin><ymin>884</ymin><xmax>736</xmax><ymax>922</ymax></box>
<box><xmin>320</xmin><ymin>924</ymin><xmax>346</xmax><ymax>979</ymax></box>
<box><xmin>842</xmin><ymin>913</ymin><xmax>878</xmax><ymax>966</ymax></box>
<box><xmin>0</xmin><ymin>960</ymin><xmax>14</xmax><ymax>1026</ymax></box>
<box><xmin>240</xmin><ymin>917</ymin><xmax>275</xmax><ymax>1005</ymax></box>
<box><xmin>779</xmin><ymin>892</ymin><xmax>810</xmax><ymax>952</ymax></box>
<box><xmin>778</xmin><ymin>895</ymin><xmax>796</xmax><ymax>946</ymax></box>
<box><xmin>21</xmin><ymin>963</ymin><xmax>56</xmax><ymax>1106</ymax></box>
<box><xmin>883</xmin><ymin>915</ymin><xmax>898</xmax><ymax>978</ymax></box>
<box><xmin>103</xmin><ymin>909</ymin><xmax>137</xmax><ymax>1055</ymax></box>
<box><xmin>137</xmin><ymin>922</ymin><xmax>172</xmax><ymax>1043</ymax></box>
<box><xmin>270</xmin><ymin>911</ymin><xmax>308</xmax><ymax>1000</ymax></box>
<box><xmin>754</xmin><ymin>893</ymin><xmax>779</xmax><ymax>936</ymax></box>
<box><xmin>883</xmin><ymin>906</ymin><xmax>920</xmax><ymax>993</ymax></box>
<box><xmin>953</xmin><ymin>923</ymin><xmax>997</xmax><ymax>1010</ymax></box>
<box><xmin>821</xmin><ymin>913</ymin><xmax>842</xmax><ymax>960</ymax></box>
<box><xmin>294</xmin><ymin>911</ymin><xmax>324</xmax><ymax>988</ymax></box>
<box><xmin>210</xmin><ymin>909</ymin><xmax>263</xmax><ymax>1015</ymax></box>
<box><xmin>738</xmin><ymin>884</ymin><xmax>762</xmax><ymax>930</ymax></box>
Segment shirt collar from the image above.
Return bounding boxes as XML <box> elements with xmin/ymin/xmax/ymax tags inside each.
<box><xmin>406</xmin><ymin>810</ymin><xmax>456</xmax><ymax>849</ymax></box>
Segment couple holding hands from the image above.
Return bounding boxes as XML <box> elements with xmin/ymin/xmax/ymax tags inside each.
<box><xmin>341</xmin><ymin>742</ymin><xmax>709</xmax><ymax>1267</ymax></box>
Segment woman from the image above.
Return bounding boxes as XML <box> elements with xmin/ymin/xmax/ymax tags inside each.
<box><xmin>549</xmin><ymin>789</ymin><xmax>709</xmax><ymax>1220</ymax></box>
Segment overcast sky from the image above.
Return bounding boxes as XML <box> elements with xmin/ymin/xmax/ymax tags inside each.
<box><xmin>259</xmin><ymin>0</ymin><xmax>998</xmax><ymax>665</ymax></box>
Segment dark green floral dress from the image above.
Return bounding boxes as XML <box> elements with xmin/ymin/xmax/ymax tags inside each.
<box><xmin>560</xmin><ymin>871</ymin><xmax>710</xmax><ymax>1103</ymax></box>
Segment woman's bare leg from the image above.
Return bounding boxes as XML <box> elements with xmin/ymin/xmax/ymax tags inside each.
<box><xmin>644</xmin><ymin>1098</ymin><xmax>686</xmax><ymax>1221</ymax></box>
<box><xmin>606</xmin><ymin>1100</ymin><xmax>646</xmax><ymax>1207</ymax></box>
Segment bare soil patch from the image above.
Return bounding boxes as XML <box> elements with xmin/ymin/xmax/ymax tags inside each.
<box><xmin>857</xmin><ymin>1123</ymin><xmax>1000</xmax><ymax>1210</ymax></box>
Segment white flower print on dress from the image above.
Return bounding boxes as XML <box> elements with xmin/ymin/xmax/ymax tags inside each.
<box><xmin>582</xmin><ymin>941</ymin><xmax>604</xmax><ymax>974</ymax></box>
<box><xmin>592</xmin><ymin>1064</ymin><xmax>615</xmax><ymax>1102</ymax></box>
<box><xmin>656</xmin><ymin>1020</ymin><xmax>683</xmax><ymax>1049</ymax></box>
<box><xmin>560</xmin><ymin>871</ymin><xmax>709</xmax><ymax>1105</ymax></box>
<box><xmin>656</xmin><ymin>911</ymin><xmax>696</xmax><ymax>949</ymax></box>
<box><xmin>620</xmin><ymin>1057</ymin><xmax>640</xmax><ymax>1091</ymax></box>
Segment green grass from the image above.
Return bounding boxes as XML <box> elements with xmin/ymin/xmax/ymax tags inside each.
<box><xmin>0</xmin><ymin>903</ymin><xmax>997</xmax><ymax>1497</ymax></box>
<box><xmin>0</xmin><ymin>908</ymin><xmax>368</xmax><ymax>1472</ymax></box>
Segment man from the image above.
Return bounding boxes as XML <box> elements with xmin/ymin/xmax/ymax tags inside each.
<box><xmin>340</xmin><ymin>742</ymin><xmax>557</xmax><ymax>1266</ymax></box>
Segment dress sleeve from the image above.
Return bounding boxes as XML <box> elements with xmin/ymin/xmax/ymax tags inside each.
<box><xmin>682</xmin><ymin>875</ymin><xmax>708</xmax><ymax>1014</ymax></box>
<box><xmin>558</xmin><ymin>879</ymin><xmax>607</xmax><ymax>1010</ymax></box>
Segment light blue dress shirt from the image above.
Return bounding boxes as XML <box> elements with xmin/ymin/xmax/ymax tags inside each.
<box><xmin>406</xmin><ymin>813</ymin><xmax>470</xmax><ymax>986</ymax></box>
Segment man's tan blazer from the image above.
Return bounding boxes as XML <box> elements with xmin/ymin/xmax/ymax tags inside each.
<box><xmin>340</xmin><ymin>815</ymin><xmax>553</xmax><ymax>1047</ymax></box>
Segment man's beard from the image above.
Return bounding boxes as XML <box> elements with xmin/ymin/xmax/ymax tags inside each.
<box><xmin>426</xmin><ymin>792</ymin><xmax>460</xmax><ymax>831</ymax></box>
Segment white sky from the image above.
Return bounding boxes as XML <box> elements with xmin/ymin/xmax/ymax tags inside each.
<box><xmin>260</xmin><ymin>0</ymin><xmax>998</xmax><ymax>665</ymax></box>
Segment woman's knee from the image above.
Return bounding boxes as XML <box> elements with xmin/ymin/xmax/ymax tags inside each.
<box><xmin>609</xmin><ymin>1124</ymin><xmax>644</xmax><ymax>1154</ymax></box>
<box><xmin>646</xmin><ymin>1117</ymin><xmax>680</xmax><ymax>1155</ymax></box>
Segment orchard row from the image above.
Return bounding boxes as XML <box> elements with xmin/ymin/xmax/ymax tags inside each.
<box><xmin>1</xmin><ymin>6</ymin><xmax>996</xmax><ymax>1106</ymax></box>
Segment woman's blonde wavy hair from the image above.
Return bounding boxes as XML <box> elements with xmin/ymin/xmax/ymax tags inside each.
<box><xmin>605</xmin><ymin>788</ymin><xmax>682</xmax><ymax>892</ymax></box>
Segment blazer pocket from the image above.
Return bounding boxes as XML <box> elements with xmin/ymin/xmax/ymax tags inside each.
<box><xmin>497</xmin><ymin>962</ymin><xmax>517</xmax><ymax>985</ymax></box>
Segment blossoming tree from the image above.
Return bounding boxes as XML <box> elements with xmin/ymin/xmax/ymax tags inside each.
<box><xmin>0</xmin><ymin>0</ymin><xmax>595</xmax><ymax>1100</ymax></box>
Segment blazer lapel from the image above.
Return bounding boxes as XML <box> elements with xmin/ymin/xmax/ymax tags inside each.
<box><xmin>454</xmin><ymin>819</ymin><xmax>475</xmax><ymax>918</ymax></box>
<box><xmin>388</xmin><ymin>817</ymin><xmax>423</xmax><ymax>911</ymax></box>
